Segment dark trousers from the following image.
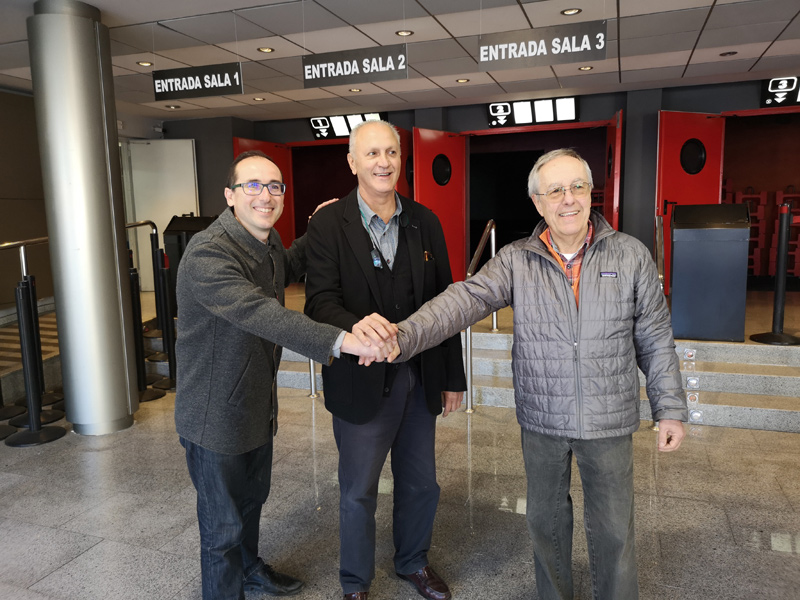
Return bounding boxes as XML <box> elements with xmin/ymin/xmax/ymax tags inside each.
<box><xmin>332</xmin><ymin>364</ymin><xmax>439</xmax><ymax>594</ymax></box>
<box><xmin>521</xmin><ymin>429</ymin><xmax>637</xmax><ymax>600</ymax></box>
<box><xmin>182</xmin><ymin>436</ymin><xmax>273</xmax><ymax>600</ymax></box>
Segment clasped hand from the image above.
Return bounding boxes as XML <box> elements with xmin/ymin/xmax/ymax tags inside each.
<box><xmin>341</xmin><ymin>313</ymin><xmax>400</xmax><ymax>366</ymax></box>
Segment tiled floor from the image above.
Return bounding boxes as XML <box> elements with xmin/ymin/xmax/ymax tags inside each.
<box><xmin>0</xmin><ymin>289</ymin><xmax>798</xmax><ymax>599</ymax></box>
<box><xmin>0</xmin><ymin>390</ymin><xmax>799</xmax><ymax>599</ymax></box>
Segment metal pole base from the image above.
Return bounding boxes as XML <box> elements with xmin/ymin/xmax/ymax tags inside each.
<box><xmin>5</xmin><ymin>425</ymin><xmax>66</xmax><ymax>447</ymax></box>
<box><xmin>152</xmin><ymin>378</ymin><xmax>176</xmax><ymax>391</ymax></box>
<box><xmin>51</xmin><ymin>400</ymin><xmax>65</xmax><ymax>412</ymax></box>
<box><xmin>465</xmin><ymin>407</ymin><xmax>475</xmax><ymax>414</ymax></box>
<box><xmin>0</xmin><ymin>405</ymin><xmax>26</xmax><ymax>420</ymax></box>
<box><xmin>750</xmin><ymin>332</ymin><xmax>800</xmax><ymax>346</ymax></box>
<box><xmin>9</xmin><ymin>409</ymin><xmax>64</xmax><ymax>428</ymax></box>
<box><xmin>140</xmin><ymin>388</ymin><xmax>166</xmax><ymax>402</ymax></box>
<box><xmin>142</xmin><ymin>328</ymin><xmax>162</xmax><ymax>338</ymax></box>
<box><xmin>145</xmin><ymin>373</ymin><xmax>164</xmax><ymax>385</ymax></box>
<box><xmin>0</xmin><ymin>424</ymin><xmax>16</xmax><ymax>440</ymax></box>
<box><xmin>146</xmin><ymin>352</ymin><xmax>168</xmax><ymax>363</ymax></box>
<box><xmin>41</xmin><ymin>391</ymin><xmax>64</xmax><ymax>406</ymax></box>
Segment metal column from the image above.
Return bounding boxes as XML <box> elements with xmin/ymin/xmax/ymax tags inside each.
<box><xmin>27</xmin><ymin>0</ymin><xmax>138</xmax><ymax>435</ymax></box>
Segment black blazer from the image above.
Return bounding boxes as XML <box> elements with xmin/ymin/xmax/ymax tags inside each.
<box><xmin>304</xmin><ymin>189</ymin><xmax>466</xmax><ymax>425</ymax></box>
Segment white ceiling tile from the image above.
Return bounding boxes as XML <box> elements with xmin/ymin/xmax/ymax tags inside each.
<box><xmin>357</xmin><ymin>17</ymin><xmax>451</xmax><ymax>45</ymax></box>
<box><xmin>445</xmin><ymin>82</ymin><xmax>506</xmax><ymax>98</ymax></box>
<box><xmin>179</xmin><ymin>96</ymin><xmax>249</xmax><ymax>108</ymax></box>
<box><xmin>0</xmin><ymin>66</ymin><xmax>30</xmax><ymax>79</ymax></box>
<box><xmin>140</xmin><ymin>99</ymin><xmax>209</xmax><ymax>111</ymax></box>
<box><xmin>283</xmin><ymin>27</ymin><xmax>378</xmax><ymax>54</ymax></box>
<box><xmin>222</xmin><ymin>92</ymin><xmax>292</xmax><ymax>105</ymax></box>
<box><xmin>691</xmin><ymin>42</ymin><xmax>772</xmax><ymax>63</ymax></box>
<box><xmin>684</xmin><ymin>57</ymin><xmax>759</xmax><ymax>76</ymax></box>
<box><xmin>437</xmin><ymin>6</ymin><xmax>530</xmax><ymax>37</ymax></box>
<box><xmin>216</xmin><ymin>36</ymin><xmax>308</xmax><ymax>62</ymax></box>
<box><xmin>522</xmin><ymin>1</ymin><xmax>616</xmax><ymax>27</ymax></box>
<box><xmin>111</xmin><ymin>53</ymin><xmax>188</xmax><ymax>73</ymax></box>
<box><xmin>489</xmin><ymin>65</ymin><xmax>555</xmax><ymax>82</ymax></box>
<box><xmin>157</xmin><ymin>13</ymin><xmax>273</xmax><ymax>45</ymax></box>
<box><xmin>620</xmin><ymin>66</ymin><xmax>686</xmax><ymax>83</ymax></box>
<box><xmin>619</xmin><ymin>0</ymin><xmax>713</xmax><ymax>18</ymax></box>
<box><xmin>272</xmin><ymin>88</ymin><xmax>338</xmax><ymax>101</ymax></box>
<box><xmin>237</xmin><ymin>3</ymin><xmax>347</xmax><ymax>36</ymax></box>
<box><xmin>315</xmin><ymin>0</ymin><xmax>429</xmax><ymax>25</ymax></box>
<box><xmin>552</xmin><ymin>58</ymin><xmax>618</xmax><ymax>77</ymax></box>
<box><xmin>764</xmin><ymin>38</ymin><xmax>800</xmax><ymax>56</ymax></box>
<box><xmin>427</xmin><ymin>71</ymin><xmax>496</xmax><ymax>88</ymax></box>
<box><xmin>156</xmin><ymin>45</ymin><xmax>242</xmax><ymax>67</ymax></box>
<box><xmin>414</xmin><ymin>57</ymin><xmax>478</xmax><ymax>77</ymax></box>
<box><xmin>373</xmin><ymin>77</ymin><xmax>440</xmax><ymax>93</ymax></box>
<box><xmin>621</xmin><ymin>50</ymin><xmax>692</xmax><ymax>70</ymax></box>
<box><xmin>320</xmin><ymin>83</ymin><xmax>387</xmax><ymax>96</ymax></box>
<box><xmin>421</xmin><ymin>0</ymin><xmax>518</xmax><ymax>15</ymax></box>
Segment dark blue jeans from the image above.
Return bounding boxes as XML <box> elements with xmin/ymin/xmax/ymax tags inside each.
<box><xmin>333</xmin><ymin>363</ymin><xmax>439</xmax><ymax>594</ymax></box>
<box><xmin>521</xmin><ymin>429</ymin><xmax>637</xmax><ymax>600</ymax></box>
<box><xmin>182</xmin><ymin>437</ymin><xmax>273</xmax><ymax>600</ymax></box>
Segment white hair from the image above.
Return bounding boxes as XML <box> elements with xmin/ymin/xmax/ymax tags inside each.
<box><xmin>527</xmin><ymin>148</ymin><xmax>593</xmax><ymax>197</ymax></box>
<box><xmin>348</xmin><ymin>119</ymin><xmax>401</xmax><ymax>156</ymax></box>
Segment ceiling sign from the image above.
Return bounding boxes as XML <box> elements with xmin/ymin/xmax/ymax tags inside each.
<box><xmin>153</xmin><ymin>62</ymin><xmax>243</xmax><ymax>101</ymax></box>
<box><xmin>303</xmin><ymin>44</ymin><xmax>408</xmax><ymax>88</ymax></box>
<box><xmin>478</xmin><ymin>21</ymin><xmax>607</xmax><ymax>71</ymax></box>
<box><xmin>487</xmin><ymin>97</ymin><xmax>579</xmax><ymax>127</ymax></box>
<box><xmin>761</xmin><ymin>77</ymin><xmax>800</xmax><ymax>107</ymax></box>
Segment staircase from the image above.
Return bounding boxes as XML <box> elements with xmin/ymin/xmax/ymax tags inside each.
<box><xmin>275</xmin><ymin>331</ymin><xmax>800</xmax><ymax>433</ymax></box>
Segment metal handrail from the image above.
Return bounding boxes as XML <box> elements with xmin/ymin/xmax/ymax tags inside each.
<box><xmin>0</xmin><ymin>236</ymin><xmax>49</xmax><ymax>278</ymax></box>
<box><xmin>464</xmin><ymin>219</ymin><xmax>498</xmax><ymax>413</ymax></box>
<box><xmin>654</xmin><ymin>215</ymin><xmax>665</xmax><ymax>294</ymax></box>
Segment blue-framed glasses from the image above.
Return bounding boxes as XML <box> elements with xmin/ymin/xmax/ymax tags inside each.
<box><xmin>231</xmin><ymin>181</ymin><xmax>286</xmax><ymax>196</ymax></box>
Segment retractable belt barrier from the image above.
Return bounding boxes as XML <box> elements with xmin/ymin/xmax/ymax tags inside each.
<box><xmin>750</xmin><ymin>203</ymin><xmax>800</xmax><ymax>346</ymax></box>
<box><xmin>125</xmin><ymin>221</ymin><xmax>169</xmax><ymax>397</ymax></box>
<box><xmin>0</xmin><ymin>237</ymin><xmax>67</xmax><ymax>447</ymax></box>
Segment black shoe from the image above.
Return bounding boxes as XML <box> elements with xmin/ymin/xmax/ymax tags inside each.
<box><xmin>244</xmin><ymin>563</ymin><xmax>304</xmax><ymax>596</ymax></box>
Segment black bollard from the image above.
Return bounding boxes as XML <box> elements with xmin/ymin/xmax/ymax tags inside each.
<box><xmin>24</xmin><ymin>274</ymin><xmax>63</xmax><ymax>407</ymax></box>
<box><xmin>6</xmin><ymin>281</ymin><xmax>66</xmax><ymax>447</ymax></box>
<box><xmin>9</xmin><ymin>280</ymin><xmax>65</xmax><ymax>429</ymax></box>
<box><xmin>143</xmin><ymin>234</ymin><xmax>165</xmax><ymax>339</ymax></box>
<box><xmin>750</xmin><ymin>203</ymin><xmax>800</xmax><ymax>345</ymax></box>
<box><xmin>152</xmin><ymin>266</ymin><xmax>177</xmax><ymax>391</ymax></box>
<box><xmin>130</xmin><ymin>266</ymin><xmax>165</xmax><ymax>402</ymax></box>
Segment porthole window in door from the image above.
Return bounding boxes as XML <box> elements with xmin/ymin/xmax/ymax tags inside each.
<box><xmin>432</xmin><ymin>154</ymin><xmax>452</xmax><ymax>186</ymax></box>
<box><xmin>680</xmin><ymin>138</ymin><xmax>706</xmax><ymax>175</ymax></box>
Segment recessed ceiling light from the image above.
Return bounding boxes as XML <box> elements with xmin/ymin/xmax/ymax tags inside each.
<box><xmin>136</xmin><ymin>61</ymin><xmax>153</xmax><ymax>67</ymax></box>
<box><xmin>166</xmin><ymin>105</ymin><xmax>181</xmax><ymax>110</ymax></box>
<box><xmin>253</xmin><ymin>97</ymin><xmax>265</xmax><ymax>101</ymax></box>
<box><xmin>719</xmin><ymin>51</ymin><xmax>738</xmax><ymax>57</ymax></box>
<box><xmin>349</xmin><ymin>88</ymin><xmax>361</xmax><ymax>93</ymax></box>
<box><xmin>456</xmin><ymin>78</ymin><xmax>470</xmax><ymax>83</ymax></box>
<box><xmin>257</xmin><ymin>47</ymin><xmax>275</xmax><ymax>53</ymax></box>
<box><xmin>578</xmin><ymin>66</ymin><xmax>593</xmax><ymax>71</ymax></box>
<box><xmin>561</xmin><ymin>8</ymin><xmax>582</xmax><ymax>16</ymax></box>
<box><xmin>395</xmin><ymin>30</ymin><xmax>414</xmax><ymax>37</ymax></box>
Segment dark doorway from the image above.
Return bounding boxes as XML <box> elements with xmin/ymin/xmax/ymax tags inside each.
<box><xmin>292</xmin><ymin>143</ymin><xmax>356</xmax><ymax>238</ymax></box>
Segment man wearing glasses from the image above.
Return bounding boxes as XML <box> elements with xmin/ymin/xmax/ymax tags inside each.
<box><xmin>175</xmin><ymin>151</ymin><xmax>395</xmax><ymax>600</ymax></box>
<box><xmin>389</xmin><ymin>148</ymin><xmax>687</xmax><ymax>600</ymax></box>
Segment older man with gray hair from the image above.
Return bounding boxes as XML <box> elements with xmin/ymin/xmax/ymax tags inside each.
<box><xmin>390</xmin><ymin>148</ymin><xmax>687</xmax><ymax>600</ymax></box>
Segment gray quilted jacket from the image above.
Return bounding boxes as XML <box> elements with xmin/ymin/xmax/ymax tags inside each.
<box><xmin>397</xmin><ymin>211</ymin><xmax>687</xmax><ymax>439</ymax></box>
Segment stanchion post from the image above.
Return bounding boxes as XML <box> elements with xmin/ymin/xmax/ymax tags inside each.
<box><xmin>308</xmin><ymin>359</ymin><xmax>318</xmax><ymax>398</ymax></box>
<box><xmin>130</xmin><ymin>266</ymin><xmax>166</xmax><ymax>401</ymax></box>
<box><xmin>750</xmin><ymin>203</ymin><xmax>800</xmax><ymax>346</ymax></box>
<box><xmin>5</xmin><ymin>281</ymin><xmax>66</xmax><ymax>447</ymax></box>
<box><xmin>152</xmin><ymin>265</ymin><xmax>177</xmax><ymax>391</ymax></box>
<box><xmin>151</xmin><ymin>239</ymin><xmax>165</xmax><ymax>332</ymax></box>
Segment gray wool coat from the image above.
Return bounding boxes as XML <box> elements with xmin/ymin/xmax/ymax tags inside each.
<box><xmin>397</xmin><ymin>211</ymin><xmax>687</xmax><ymax>439</ymax></box>
<box><xmin>174</xmin><ymin>208</ymin><xmax>343</xmax><ymax>454</ymax></box>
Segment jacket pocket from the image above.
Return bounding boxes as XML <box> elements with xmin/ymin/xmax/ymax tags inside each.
<box><xmin>225</xmin><ymin>353</ymin><xmax>255</xmax><ymax>407</ymax></box>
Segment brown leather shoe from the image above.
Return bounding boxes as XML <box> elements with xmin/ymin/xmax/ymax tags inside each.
<box><xmin>343</xmin><ymin>593</ymin><xmax>369</xmax><ymax>600</ymax></box>
<box><xmin>397</xmin><ymin>565</ymin><xmax>451</xmax><ymax>600</ymax></box>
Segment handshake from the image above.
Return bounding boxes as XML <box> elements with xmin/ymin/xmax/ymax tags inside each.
<box><xmin>340</xmin><ymin>313</ymin><xmax>402</xmax><ymax>366</ymax></box>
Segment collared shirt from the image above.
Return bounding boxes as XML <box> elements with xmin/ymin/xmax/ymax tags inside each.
<box><xmin>357</xmin><ymin>190</ymin><xmax>402</xmax><ymax>269</ymax></box>
<box><xmin>539</xmin><ymin>221</ymin><xmax>594</xmax><ymax>307</ymax></box>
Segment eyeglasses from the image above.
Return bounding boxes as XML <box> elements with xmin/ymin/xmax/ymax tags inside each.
<box><xmin>534</xmin><ymin>181</ymin><xmax>592</xmax><ymax>202</ymax></box>
<box><xmin>231</xmin><ymin>181</ymin><xmax>286</xmax><ymax>196</ymax></box>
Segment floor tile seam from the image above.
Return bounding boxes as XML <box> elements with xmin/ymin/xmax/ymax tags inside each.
<box><xmin>22</xmin><ymin>527</ymin><xmax>105</xmax><ymax>592</ymax></box>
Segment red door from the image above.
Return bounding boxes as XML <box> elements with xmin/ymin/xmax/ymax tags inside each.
<box><xmin>604</xmin><ymin>109</ymin><xmax>623</xmax><ymax>230</ymax></box>
<box><xmin>413</xmin><ymin>127</ymin><xmax>467</xmax><ymax>281</ymax></box>
<box><xmin>396</xmin><ymin>126</ymin><xmax>413</xmax><ymax>199</ymax></box>
<box><xmin>233</xmin><ymin>138</ymin><xmax>295</xmax><ymax>245</ymax></box>
<box><xmin>655</xmin><ymin>111</ymin><xmax>725</xmax><ymax>294</ymax></box>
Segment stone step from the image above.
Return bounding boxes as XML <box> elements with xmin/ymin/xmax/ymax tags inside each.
<box><xmin>675</xmin><ymin>340</ymin><xmax>800</xmax><ymax>367</ymax></box>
